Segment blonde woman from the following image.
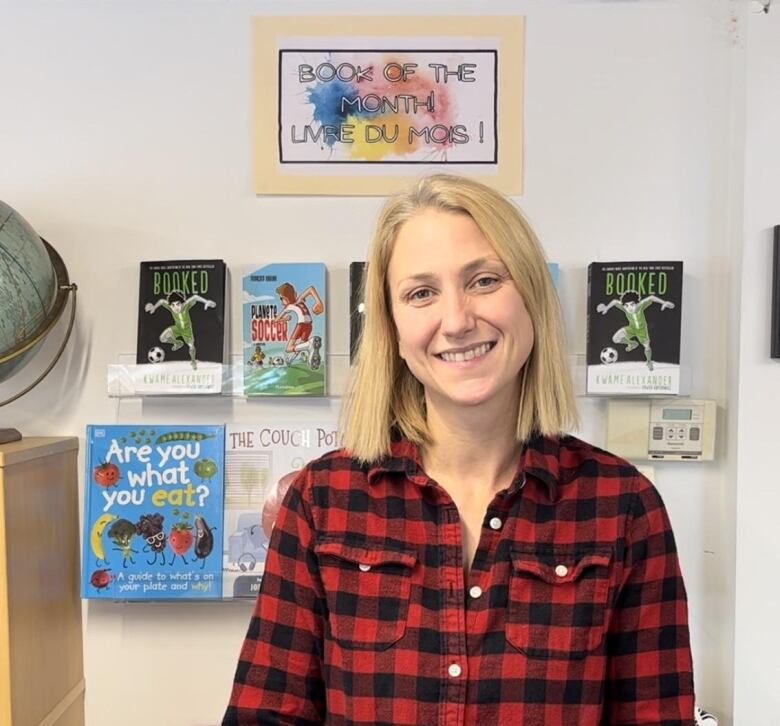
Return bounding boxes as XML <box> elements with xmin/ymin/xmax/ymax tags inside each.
<box><xmin>225</xmin><ymin>174</ymin><xmax>694</xmax><ymax>725</ymax></box>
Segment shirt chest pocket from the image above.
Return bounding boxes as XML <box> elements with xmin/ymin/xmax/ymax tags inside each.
<box><xmin>314</xmin><ymin>540</ymin><xmax>417</xmax><ymax>651</ymax></box>
<box><xmin>506</xmin><ymin>544</ymin><xmax>613</xmax><ymax>660</ymax></box>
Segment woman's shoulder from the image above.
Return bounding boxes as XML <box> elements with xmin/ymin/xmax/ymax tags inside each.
<box><xmin>556</xmin><ymin>434</ymin><xmax>653</xmax><ymax>493</ymax></box>
<box><xmin>558</xmin><ymin>433</ymin><xmax>636</xmax><ymax>467</ymax></box>
<box><xmin>292</xmin><ymin>447</ymin><xmax>374</xmax><ymax>496</ymax></box>
<box><xmin>302</xmin><ymin>447</ymin><xmax>372</xmax><ymax>475</ymax></box>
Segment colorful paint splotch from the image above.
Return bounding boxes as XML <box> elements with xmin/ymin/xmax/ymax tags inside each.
<box><xmin>278</xmin><ymin>50</ymin><xmax>497</xmax><ymax>164</ymax></box>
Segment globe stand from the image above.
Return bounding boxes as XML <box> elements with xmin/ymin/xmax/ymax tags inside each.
<box><xmin>0</xmin><ymin>239</ymin><xmax>78</xmax><ymax>420</ymax></box>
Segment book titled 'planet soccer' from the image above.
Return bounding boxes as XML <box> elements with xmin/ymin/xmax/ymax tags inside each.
<box><xmin>586</xmin><ymin>261</ymin><xmax>683</xmax><ymax>395</ymax></box>
<box><xmin>243</xmin><ymin>263</ymin><xmax>326</xmax><ymax>396</ymax></box>
<box><xmin>81</xmin><ymin>424</ymin><xmax>225</xmax><ymax>600</ymax></box>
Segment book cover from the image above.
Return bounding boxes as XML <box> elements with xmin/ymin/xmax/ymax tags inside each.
<box><xmin>547</xmin><ymin>262</ymin><xmax>560</xmax><ymax>291</ymax></box>
<box><xmin>82</xmin><ymin>424</ymin><xmax>225</xmax><ymax>600</ymax></box>
<box><xmin>223</xmin><ymin>420</ymin><xmax>339</xmax><ymax>598</ymax></box>
<box><xmin>243</xmin><ymin>263</ymin><xmax>326</xmax><ymax>395</ymax></box>
<box><xmin>772</xmin><ymin>226</ymin><xmax>780</xmax><ymax>359</ymax></box>
<box><xmin>349</xmin><ymin>261</ymin><xmax>366</xmax><ymax>362</ymax></box>
<box><xmin>133</xmin><ymin>259</ymin><xmax>226</xmax><ymax>394</ymax></box>
<box><xmin>586</xmin><ymin>261</ymin><xmax>683</xmax><ymax>395</ymax></box>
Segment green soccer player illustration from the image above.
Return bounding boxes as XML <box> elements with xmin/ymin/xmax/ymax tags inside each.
<box><xmin>145</xmin><ymin>290</ymin><xmax>216</xmax><ymax>369</ymax></box>
<box><xmin>596</xmin><ymin>290</ymin><xmax>675</xmax><ymax>371</ymax></box>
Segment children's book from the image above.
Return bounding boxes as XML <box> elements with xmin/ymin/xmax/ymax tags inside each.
<box><xmin>223</xmin><ymin>420</ymin><xmax>339</xmax><ymax>598</ymax></box>
<box><xmin>586</xmin><ymin>261</ymin><xmax>683</xmax><ymax>395</ymax></box>
<box><xmin>547</xmin><ymin>262</ymin><xmax>560</xmax><ymax>291</ymax></box>
<box><xmin>772</xmin><ymin>226</ymin><xmax>780</xmax><ymax>359</ymax></box>
<box><xmin>82</xmin><ymin>424</ymin><xmax>225</xmax><ymax>600</ymax></box>
<box><xmin>131</xmin><ymin>259</ymin><xmax>226</xmax><ymax>395</ymax></box>
<box><xmin>242</xmin><ymin>263</ymin><xmax>326</xmax><ymax>396</ymax></box>
<box><xmin>349</xmin><ymin>261</ymin><xmax>366</xmax><ymax>362</ymax></box>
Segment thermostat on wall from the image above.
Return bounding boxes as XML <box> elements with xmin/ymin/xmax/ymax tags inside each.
<box><xmin>606</xmin><ymin>399</ymin><xmax>716</xmax><ymax>461</ymax></box>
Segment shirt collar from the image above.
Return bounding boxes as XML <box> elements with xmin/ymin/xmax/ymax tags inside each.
<box><xmin>367</xmin><ymin>434</ymin><xmax>561</xmax><ymax>501</ymax></box>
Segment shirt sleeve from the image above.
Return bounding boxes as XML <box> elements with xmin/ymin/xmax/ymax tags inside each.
<box><xmin>223</xmin><ymin>469</ymin><xmax>326</xmax><ymax>725</ymax></box>
<box><xmin>603</xmin><ymin>477</ymin><xmax>696</xmax><ymax>725</ymax></box>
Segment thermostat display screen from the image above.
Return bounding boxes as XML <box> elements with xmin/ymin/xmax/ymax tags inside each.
<box><xmin>662</xmin><ymin>408</ymin><xmax>692</xmax><ymax>421</ymax></box>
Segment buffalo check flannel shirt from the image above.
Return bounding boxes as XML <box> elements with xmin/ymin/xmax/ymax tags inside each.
<box><xmin>224</xmin><ymin>434</ymin><xmax>695</xmax><ymax>725</ymax></box>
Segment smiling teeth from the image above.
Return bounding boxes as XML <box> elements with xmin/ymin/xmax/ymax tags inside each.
<box><xmin>440</xmin><ymin>343</ymin><xmax>493</xmax><ymax>362</ymax></box>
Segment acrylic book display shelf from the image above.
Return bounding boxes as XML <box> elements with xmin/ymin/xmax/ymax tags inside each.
<box><xmin>107</xmin><ymin>352</ymin><xmax>351</xmax><ymax>399</ymax></box>
<box><xmin>108</xmin><ymin>352</ymin><xmax>690</xmax><ymax>400</ymax></box>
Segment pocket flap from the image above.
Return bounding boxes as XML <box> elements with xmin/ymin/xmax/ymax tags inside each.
<box><xmin>315</xmin><ymin>540</ymin><xmax>417</xmax><ymax>569</ymax></box>
<box><xmin>510</xmin><ymin>546</ymin><xmax>611</xmax><ymax>585</ymax></box>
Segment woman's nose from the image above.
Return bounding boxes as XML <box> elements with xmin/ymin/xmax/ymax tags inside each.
<box><xmin>439</xmin><ymin>292</ymin><xmax>475</xmax><ymax>338</ymax></box>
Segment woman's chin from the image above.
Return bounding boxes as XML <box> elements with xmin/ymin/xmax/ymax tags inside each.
<box><xmin>428</xmin><ymin>382</ymin><xmax>508</xmax><ymax>411</ymax></box>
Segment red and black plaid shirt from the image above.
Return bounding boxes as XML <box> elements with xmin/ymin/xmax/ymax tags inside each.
<box><xmin>224</xmin><ymin>434</ymin><xmax>695</xmax><ymax>725</ymax></box>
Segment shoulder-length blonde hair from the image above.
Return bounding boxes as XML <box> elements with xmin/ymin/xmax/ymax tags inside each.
<box><xmin>340</xmin><ymin>173</ymin><xmax>578</xmax><ymax>462</ymax></box>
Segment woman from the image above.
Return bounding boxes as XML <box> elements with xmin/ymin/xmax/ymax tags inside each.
<box><xmin>224</xmin><ymin>174</ymin><xmax>695</xmax><ymax>725</ymax></box>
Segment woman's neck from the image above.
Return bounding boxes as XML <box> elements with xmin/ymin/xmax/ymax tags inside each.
<box><xmin>421</xmin><ymin>392</ymin><xmax>522</xmax><ymax>494</ymax></box>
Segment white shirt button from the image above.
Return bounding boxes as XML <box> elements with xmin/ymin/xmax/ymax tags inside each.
<box><xmin>358</xmin><ymin>563</ymin><xmax>371</xmax><ymax>572</ymax></box>
<box><xmin>469</xmin><ymin>585</ymin><xmax>483</xmax><ymax>599</ymax></box>
<box><xmin>448</xmin><ymin>663</ymin><xmax>462</xmax><ymax>678</ymax></box>
<box><xmin>555</xmin><ymin>564</ymin><xmax>569</xmax><ymax>577</ymax></box>
<box><xmin>489</xmin><ymin>517</ymin><xmax>502</xmax><ymax>530</ymax></box>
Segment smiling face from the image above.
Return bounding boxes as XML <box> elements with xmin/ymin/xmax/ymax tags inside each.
<box><xmin>387</xmin><ymin>208</ymin><xmax>534</xmax><ymax>415</ymax></box>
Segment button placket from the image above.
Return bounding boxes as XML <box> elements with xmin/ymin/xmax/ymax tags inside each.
<box><xmin>438</xmin><ymin>498</ymin><xmax>467</xmax><ymax>712</ymax></box>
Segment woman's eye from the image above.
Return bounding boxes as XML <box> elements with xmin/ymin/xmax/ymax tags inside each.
<box><xmin>473</xmin><ymin>276</ymin><xmax>500</xmax><ymax>289</ymax></box>
<box><xmin>408</xmin><ymin>288</ymin><xmax>432</xmax><ymax>301</ymax></box>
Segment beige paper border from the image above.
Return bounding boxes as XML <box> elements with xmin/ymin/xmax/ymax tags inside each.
<box><xmin>253</xmin><ymin>15</ymin><xmax>524</xmax><ymax>196</ymax></box>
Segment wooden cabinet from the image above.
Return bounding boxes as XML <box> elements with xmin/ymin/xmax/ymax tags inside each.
<box><xmin>0</xmin><ymin>437</ymin><xmax>84</xmax><ymax>726</ymax></box>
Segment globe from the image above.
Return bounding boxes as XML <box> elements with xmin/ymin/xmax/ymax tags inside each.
<box><xmin>0</xmin><ymin>199</ymin><xmax>75</xmax><ymax>388</ymax></box>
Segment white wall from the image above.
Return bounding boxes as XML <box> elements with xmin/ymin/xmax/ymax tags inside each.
<box><xmin>0</xmin><ymin>2</ymin><xmax>742</xmax><ymax>724</ymax></box>
<box><xmin>733</xmin><ymin>6</ymin><xmax>780</xmax><ymax>725</ymax></box>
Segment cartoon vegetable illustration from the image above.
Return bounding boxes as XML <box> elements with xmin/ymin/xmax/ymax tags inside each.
<box><xmin>93</xmin><ymin>461</ymin><xmax>120</xmax><ymax>488</ymax></box>
<box><xmin>193</xmin><ymin>515</ymin><xmax>215</xmax><ymax>569</ymax></box>
<box><xmin>137</xmin><ymin>513</ymin><xmax>167</xmax><ymax>566</ymax></box>
<box><xmin>108</xmin><ymin>518</ymin><xmax>139</xmax><ymax>568</ymax></box>
<box><xmin>168</xmin><ymin>522</ymin><xmax>193</xmax><ymax>564</ymax></box>
<box><xmin>90</xmin><ymin>513</ymin><xmax>118</xmax><ymax>565</ymax></box>
<box><xmin>154</xmin><ymin>431</ymin><xmax>216</xmax><ymax>444</ymax></box>
<box><xmin>193</xmin><ymin>457</ymin><xmax>218</xmax><ymax>481</ymax></box>
<box><xmin>90</xmin><ymin>569</ymin><xmax>113</xmax><ymax>591</ymax></box>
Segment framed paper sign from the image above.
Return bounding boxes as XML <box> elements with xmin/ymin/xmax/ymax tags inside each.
<box><xmin>253</xmin><ymin>15</ymin><xmax>524</xmax><ymax>195</ymax></box>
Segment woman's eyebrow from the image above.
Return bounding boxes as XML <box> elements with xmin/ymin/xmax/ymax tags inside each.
<box><xmin>460</xmin><ymin>257</ymin><xmax>505</xmax><ymax>276</ymax></box>
<box><xmin>397</xmin><ymin>271</ymin><xmax>437</xmax><ymax>287</ymax></box>
<box><xmin>397</xmin><ymin>257</ymin><xmax>505</xmax><ymax>286</ymax></box>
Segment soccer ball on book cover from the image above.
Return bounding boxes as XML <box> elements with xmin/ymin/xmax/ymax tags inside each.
<box><xmin>147</xmin><ymin>346</ymin><xmax>165</xmax><ymax>364</ymax></box>
<box><xmin>600</xmin><ymin>346</ymin><xmax>618</xmax><ymax>365</ymax></box>
<box><xmin>694</xmin><ymin>706</ymin><xmax>718</xmax><ymax>725</ymax></box>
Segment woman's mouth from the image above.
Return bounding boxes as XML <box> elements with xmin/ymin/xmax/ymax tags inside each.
<box><xmin>436</xmin><ymin>341</ymin><xmax>496</xmax><ymax>363</ymax></box>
